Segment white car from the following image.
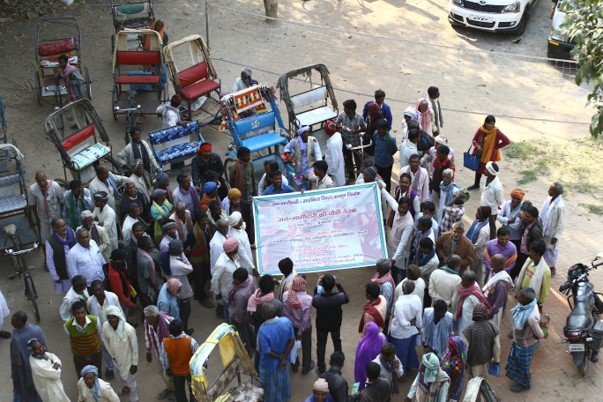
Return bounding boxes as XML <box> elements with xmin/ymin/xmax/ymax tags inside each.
<box><xmin>448</xmin><ymin>0</ymin><xmax>539</xmax><ymax>34</ymax></box>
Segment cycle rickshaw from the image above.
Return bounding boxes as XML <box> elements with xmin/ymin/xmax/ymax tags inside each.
<box><xmin>0</xmin><ymin>144</ymin><xmax>41</xmax><ymax>322</ymax></box>
<box><xmin>110</xmin><ymin>0</ymin><xmax>155</xmax><ymax>52</ymax></box>
<box><xmin>34</xmin><ymin>17</ymin><xmax>92</xmax><ymax>107</ymax></box>
<box><xmin>112</xmin><ymin>29</ymin><xmax>169</xmax><ymax>143</ymax></box>
<box><xmin>44</xmin><ymin>99</ymin><xmax>116</xmax><ymax>185</ymax></box>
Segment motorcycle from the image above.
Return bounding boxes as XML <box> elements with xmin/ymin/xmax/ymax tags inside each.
<box><xmin>559</xmin><ymin>252</ymin><xmax>603</xmax><ymax>376</ymax></box>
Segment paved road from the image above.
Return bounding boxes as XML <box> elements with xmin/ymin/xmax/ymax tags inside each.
<box><xmin>0</xmin><ymin>0</ymin><xmax>601</xmax><ymax>401</ymax></box>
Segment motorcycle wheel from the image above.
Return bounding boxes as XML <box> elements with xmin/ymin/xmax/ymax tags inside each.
<box><xmin>577</xmin><ymin>356</ymin><xmax>588</xmax><ymax>377</ymax></box>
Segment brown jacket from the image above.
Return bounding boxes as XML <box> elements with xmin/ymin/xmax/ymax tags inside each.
<box><xmin>436</xmin><ymin>231</ymin><xmax>476</xmax><ymax>271</ymax></box>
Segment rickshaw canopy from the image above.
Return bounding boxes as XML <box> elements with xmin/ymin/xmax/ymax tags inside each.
<box><xmin>162</xmin><ymin>34</ymin><xmax>218</xmax><ymax>90</ymax></box>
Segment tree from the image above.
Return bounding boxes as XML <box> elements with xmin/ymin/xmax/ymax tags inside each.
<box><xmin>562</xmin><ymin>0</ymin><xmax>603</xmax><ymax>138</ymax></box>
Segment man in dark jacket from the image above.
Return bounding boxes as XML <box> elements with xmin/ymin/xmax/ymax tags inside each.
<box><xmin>354</xmin><ymin>362</ymin><xmax>391</xmax><ymax>402</ymax></box>
<box><xmin>511</xmin><ymin>205</ymin><xmax>544</xmax><ymax>279</ymax></box>
<box><xmin>191</xmin><ymin>142</ymin><xmax>227</xmax><ymax>199</ymax></box>
<box><xmin>313</xmin><ymin>274</ymin><xmax>350</xmax><ymax>375</ymax></box>
<box><xmin>322</xmin><ymin>351</ymin><xmax>351</xmax><ymax>402</ymax></box>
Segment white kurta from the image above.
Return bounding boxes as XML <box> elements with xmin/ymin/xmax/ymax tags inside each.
<box><xmin>77</xmin><ymin>377</ymin><xmax>120</xmax><ymax>402</ymax></box>
<box><xmin>93</xmin><ymin>205</ymin><xmax>118</xmax><ymax>250</ymax></box>
<box><xmin>228</xmin><ymin>227</ymin><xmax>255</xmax><ymax>272</ymax></box>
<box><xmin>101</xmin><ymin>321</ymin><xmax>139</xmax><ymax>380</ymax></box>
<box><xmin>457</xmin><ymin>294</ymin><xmax>479</xmax><ymax>341</ymax></box>
<box><xmin>29</xmin><ymin>353</ymin><xmax>71</xmax><ymax>402</ymax></box>
<box><xmin>325</xmin><ymin>132</ymin><xmax>345</xmax><ymax>186</ymax></box>
<box><xmin>209</xmin><ymin>232</ymin><xmax>227</xmax><ymax>274</ymax></box>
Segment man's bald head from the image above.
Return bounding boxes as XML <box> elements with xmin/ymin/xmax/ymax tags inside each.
<box><xmin>261</xmin><ymin>302</ymin><xmax>277</xmax><ymax>321</ymax></box>
<box><xmin>491</xmin><ymin>253</ymin><xmax>506</xmax><ymax>273</ymax></box>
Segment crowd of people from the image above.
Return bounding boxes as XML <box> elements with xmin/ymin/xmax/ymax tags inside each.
<box><xmin>0</xmin><ymin>70</ymin><xmax>570</xmax><ymax>402</ymax></box>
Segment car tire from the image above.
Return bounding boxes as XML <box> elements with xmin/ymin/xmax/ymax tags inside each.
<box><xmin>515</xmin><ymin>13</ymin><xmax>528</xmax><ymax>35</ymax></box>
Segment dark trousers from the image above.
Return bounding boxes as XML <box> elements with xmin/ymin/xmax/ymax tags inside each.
<box><xmin>343</xmin><ymin>146</ymin><xmax>362</xmax><ymax>180</ymax></box>
<box><xmin>191</xmin><ymin>264</ymin><xmax>211</xmax><ymax>301</ymax></box>
<box><xmin>376</xmin><ymin>164</ymin><xmax>393</xmax><ymax>193</ymax></box>
<box><xmin>73</xmin><ymin>351</ymin><xmax>102</xmax><ymax>380</ymax></box>
<box><xmin>488</xmin><ymin>215</ymin><xmax>497</xmax><ymax>240</ymax></box>
<box><xmin>172</xmin><ymin>374</ymin><xmax>196</xmax><ymax>402</ymax></box>
<box><xmin>473</xmin><ymin>169</ymin><xmax>482</xmax><ymax>187</ymax></box>
<box><xmin>316</xmin><ymin>328</ymin><xmax>342</xmax><ymax>373</ymax></box>
<box><xmin>512</xmin><ymin>252</ymin><xmax>529</xmax><ymax>279</ymax></box>
<box><xmin>233</xmin><ymin>320</ymin><xmax>254</xmax><ymax>357</ymax></box>
<box><xmin>293</xmin><ymin>326</ymin><xmax>313</xmax><ymax>372</ymax></box>
<box><xmin>179</xmin><ymin>298</ymin><xmax>192</xmax><ymax>330</ymax></box>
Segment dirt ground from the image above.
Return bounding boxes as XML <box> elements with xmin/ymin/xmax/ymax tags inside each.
<box><xmin>0</xmin><ymin>0</ymin><xmax>602</xmax><ymax>401</ymax></box>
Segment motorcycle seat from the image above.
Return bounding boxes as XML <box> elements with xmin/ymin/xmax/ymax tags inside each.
<box><xmin>567</xmin><ymin>302</ymin><xmax>593</xmax><ymax>330</ymax></box>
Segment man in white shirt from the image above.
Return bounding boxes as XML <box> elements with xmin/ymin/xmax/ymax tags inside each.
<box><xmin>210</xmin><ymin>237</ymin><xmax>241</xmax><ymax>323</ymax></box>
<box><xmin>116</xmin><ymin>126</ymin><xmax>159</xmax><ymax>176</ymax></box>
<box><xmin>59</xmin><ymin>275</ymin><xmax>89</xmax><ymax>321</ymax></box>
<box><xmin>67</xmin><ymin>228</ymin><xmax>106</xmax><ymax>285</ymax></box>
<box><xmin>226</xmin><ymin>211</ymin><xmax>256</xmax><ymax>276</ymax></box>
<box><xmin>88</xmin><ymin>165</ymin><xmax>128</xmax><ymax>211</ymax></box>
<box><xmin>92</xmin><ymin>192</ymin><xmax>118</xmax><ymax>251</ymax></box>
<box><xmin>309</xmin><ymin>160</ymin><xmax>335</xmax><ymax>190</ymax></box>
<box><xmin>454</xmin><ymin>270</ymin><xmax>489</xmax><ymax>340</ymax></box>
<box><xmin>28</xmin><ymin>170</ymin><xmax>65</xmax><ymax>244</ymax></box>
<box><xmin>101</xmin><ymin>306</ymin><xmax>139</xmax><ymax>400</ymax></box>
<box><xmin>79</xmin><ymin>210</ymin><xmax>111</xmax><ymax>263</ymax></box>
<box><xmin>480</xmin><ymin>162</ymin><xmax>504</xmax><ymax>240</ymax></box>
<box><xmin>399</xmin><ymin>126</ymin><xmax>420</xmax><ymax>169</ymax></box>
<box><xmin>389</xmin><ymin>281</ymin><xmax>423</xmax><ymax>372</ymax></box>
<box><xmin>209</xmin><ymin>219</ymin><xmax>228</xmax><ymax>274</ymax></box>
<box><xmin>428</xmin><ymin>255</ymin><xmax>462</xmax><ymax>309</ymax></box>
<box><xmin>156</xmin><ymin>95</ymin><xmax>184</xmax><ymax>128</ymax></box>
<box><xmin>323</xmin><ymin>120</ymin><xmax>345</xmax><ymax>187</ymax></box>
<box><xmin>87</xmin><ymin>279</ymin><xmax>121</xmax><ymax>380</ymax></box>
<box><xmin>121</xmin><ymin>204</ymin><xmax>142</xmax><ymax>245</ymax></box>
<box><xmin>371</xmin><ymin>343</ymin><xmax>405</xmax><ymax>395</ymax></box>
<box><xmin>381</xmin><ymin>186</ymin><xmax>414</xmax><ymax>282</ymax></box>
<box><xmin>168</xmin><ymin>240</ymin><xmax>194</xmax><ymax>333</ymax></box>
<box><xmin>540</xmin><ymin>182</ymin><xmax>566</xmax><ymax>276</ymax></box>
<box><xmin>400</xmin><ymin>154</ymin><xmax>430</xmax><ymax>203</ymax></box>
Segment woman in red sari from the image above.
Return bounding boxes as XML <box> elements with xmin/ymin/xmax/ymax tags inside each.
<box><xmin>468</xmin><ymin>115</ymin><xmax>510</xmax><ymax>190</ymax></box>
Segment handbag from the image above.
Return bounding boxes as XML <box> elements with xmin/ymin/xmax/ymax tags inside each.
<box><xmin>488</xmin><ymin>361</ymin><xmax>500</xmax><ymax>377</ymax></box>
<box><xmin>463</xmin><ymin>144</ymin><xmax>480</xmax><ymax>171</ymax></box>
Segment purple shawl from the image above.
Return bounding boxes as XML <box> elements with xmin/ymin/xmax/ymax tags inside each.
<box><xmin>354</xmin><ymin>322</ymin><xmax>387</xmax><ymax>390</ymax></box>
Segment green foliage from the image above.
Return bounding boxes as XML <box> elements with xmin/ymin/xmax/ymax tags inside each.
<box><xmin>561</xmin><ymin>0</ymin><xmax>603</xmax><ymax>138</ymax></box>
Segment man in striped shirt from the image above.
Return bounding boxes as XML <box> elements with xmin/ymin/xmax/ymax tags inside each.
<box><xmin>65</xmin><ymin>300</ymin><xmax>102</xmax><ymax>380</ymax></box>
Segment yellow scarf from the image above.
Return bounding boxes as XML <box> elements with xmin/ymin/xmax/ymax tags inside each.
<box><xmin>480</xmin><ymin>125</ymin><xmax>501</xmax><ymax>163</ymax></box>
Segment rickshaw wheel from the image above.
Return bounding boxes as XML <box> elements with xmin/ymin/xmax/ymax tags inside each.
<box><xmin>34</xmin><ymin>73</ymin><xmax>42</xmax><ymax>105</ymax></box>
<box><xmin>84</xmin><ymin>66</ymin><xmax>92</xmax><ymax>100</ymax></box>
<box><xmin>112</xmin><ymin>84</ymin><xmax>119</xmax><ymax>121</ymax></box>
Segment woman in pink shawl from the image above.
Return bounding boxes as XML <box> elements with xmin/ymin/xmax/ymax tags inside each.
<box><xmin>57</xmin><ymin>54</ymin><xmax>84</xmax><ymax>102</ymax></box>
<box><xmin>415</xmin><ymin>98</ymin><xmax>435</xmax><ymax>136</ymax></box>
<box><xmin>354</xmin><ymin>321</ymin><xmax>387</xmax><ymax>390</ymax></box>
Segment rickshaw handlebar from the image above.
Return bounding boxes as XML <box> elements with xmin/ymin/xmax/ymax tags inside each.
<box><xmin>2</xmin><ymin>242</ymin><xmax>39</xmax><ymax>256</ymax></box>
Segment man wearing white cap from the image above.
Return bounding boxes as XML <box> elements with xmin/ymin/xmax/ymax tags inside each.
<box><xmin>480</xmin><ymin>161</ymin><xmax>504</xmax><ymax>239</ymax></box>
<box><xmin>101</xmin><ymin>305</ymin><xmax>138</xmax><ymax>401</ymax></box>
<box><xmin>284</xmin><ymin>126</ymin><xmax>322</xmax><ymax>174</ymax></box>
<box><xmin>323</xmin><ymin>120</ymin><xmax>345</xmax><ymax>187</ymax></box>
<box><xmin>92</xmin><ymin>192</ymin><xmax>118</xmax><ymax>251</ymax></box>
<box><xmin>227</xmin><ymin>211</ymin><xmax>256</xmax><ymax>276</ymax></box>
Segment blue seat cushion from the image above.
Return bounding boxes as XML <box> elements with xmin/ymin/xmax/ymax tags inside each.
<box><xmin>239</xmin><ymin>133</ymin><xmax>287</xmax><ymax>154</ymax></box>
<box><xmin>232</xmin><ymin>111</ymin><xmax>275</xmax><ymax>135</ymax></box>
<box><xmin>0</xmin><ymin>195</ymin><xmax>27</xmax><ymax>214</ymax></box>
<box><xmin>155</xmin><ymin>141</ymin><xmax>202</xmax><ymax>164</ymax></box>
<box><xmin>149</xmin><ymin>121</ymin><xmax>200</xmax><ymax>145</ymax></box>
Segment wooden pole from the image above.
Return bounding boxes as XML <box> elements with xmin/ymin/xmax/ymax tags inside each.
<box><xmin>263</xmin><ymin>0</ymin><xmax>278</xmax><ymax>21</ymax></box>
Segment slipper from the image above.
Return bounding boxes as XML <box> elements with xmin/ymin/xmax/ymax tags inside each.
<box><xmin>118</xmin><ymin>386</ymin><xmax>131</xmax><ymax>395</ymax></box>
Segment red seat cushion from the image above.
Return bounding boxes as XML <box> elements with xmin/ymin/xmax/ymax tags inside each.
<box><xmin>115</xmin><ymin>75</ymin><xmax>161</xmax><ymax>84</ymax></box>
<box><xmin>177</xmin><ymin>62</ymin><xmax>209</xmax><ymax>88</ymax></box>
<box><xmin>61</xmin><ymin>125</ymin><xmax>95</xmax><ymax>152</ymax></box>
<box><xmin>179</xmin><ymin>79</ymin><xmax>220</xmax><ymax>100</ymax></box>
<box><xmin>116</xmin><ymin>51</ymin><xmax>162</xmax><ymax>66</ymax></box>
<box><xmin>38</xmin><ymin>38</ymin><xmax>78</xmax><ymax>57</ymax></box>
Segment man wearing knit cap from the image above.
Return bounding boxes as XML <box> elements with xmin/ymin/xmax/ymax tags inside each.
<box><xmin>305</xmin><ymin>378</ymin><xmax>332</xmax><ymax>402</ymax></box>
<box><xmin>463</xmin><ymin>302</ymin><xmax>500</xmax><ymax>379</ymax></box>
<box><xmin>323</xmin><ymin>120</ymin><xmax>345</xmax><ymax>187</ymax></box>
<box><xmin>101</xmin><ymin>305</ymin><xmax>139</xmax><ymax>401</ymax></box>
<box><xmin>211</xmin><ymin>237</ymin><xmax>241</xmax><ymax>322</ymax></box>
<box><xmin>199</xmin><ymin>181</ymin><xmax>219</xmax><ymax>213</ymax></box>
<box><xmin>154</xmin><ymin>172</ymin><xmax>173</xmax><ymax>204</ymax></box>
<box><xmin>480</xmin><ymin>161</ymin><xmax>504</xmax><ymax>239</ymax></box>
<box><xmin>168</xmin><ymin>239</ymin><xmax>194</xmax><ymax>334</ymax></box>
<box><xmin>78</xmin><ymin>364</ymin><xmax>119</xmax><ymax>402</ymax></box>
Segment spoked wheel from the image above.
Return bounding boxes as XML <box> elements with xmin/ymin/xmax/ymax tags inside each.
<box><xmin>112</xmin><ymin>84</ymin><xmax>119</xmax><ymax>121</ymax></box>
<box><xmin>84</xmin><ymin>65</ymin><xmax>92</xmax><ymax>100</ymax></box>
<box><xmin>25</xmin><ymin>275</ymin><xmax>40</xmax><ymax>323</ymax></box>
<box><xmin>34</xmin><ymin>73</ymin><xmax>42</xmax><ymax>105</ymax></box>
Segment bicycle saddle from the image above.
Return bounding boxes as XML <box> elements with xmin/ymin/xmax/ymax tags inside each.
<box><xmin>3</xmin><ymin>224</ymin><xmax>16</xmax><ymax>236</ymax></box>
